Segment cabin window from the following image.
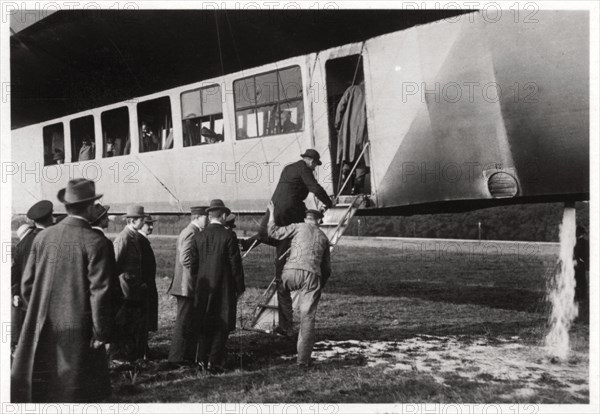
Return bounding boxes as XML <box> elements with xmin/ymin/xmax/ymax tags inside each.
<box><xmin>234</xmin><ymin>65</ymin><xmax>304</xmax><ymax>140</ymax></box>
<box><xmin>70</xmin><ymin>115</ymin><xmax>95</xmax><ymax>162</ymax></box>
<box><xmin>181</xmin><ymin>85</ymin><xmax>224</xmax><ymax>146</ymax></box>
<box><xmin>101</xmin><ymin>107</ymin><xmax>130</xmax><ymax>157</ymax></box>
<box><xmin>43</xmin><ymin>123</ymin><xmax>64</xmax><ymax>166</ymax></box>
<box><xmin>137</xmin><ymin>97</ymin><xmax>173</xmax><ymax>153</ymax></box>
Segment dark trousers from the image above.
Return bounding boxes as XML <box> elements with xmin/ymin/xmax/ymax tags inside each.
<box><xmin>197</xmin><ymin>329</ymin><xmax>229</xmax><ymax>368</ymax></box>
<box><xmin>168</xmin><ymin>296</ymin><xmax>197</xmax><ymax>363</ymax></box>
<box><xmin>11</xmin><ymin>305</ymin><xmax>25</xmax><ymax>351</ymax></box>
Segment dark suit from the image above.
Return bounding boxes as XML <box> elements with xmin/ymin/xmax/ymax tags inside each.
<box><xmin>168</xmin><ymin>222</ymin><xmax>202</xmax><ymax>363</ymax></box>
<box><xmin>11</xmin><ymin>227</ymin><xmax>42</xmax><ymax>349</ymax></box>
<box><xmin>139</xmin><ymin>234</ymin><xmax>158</xmax><ymax>332</ymax></box>
<box><xmin>250</xmin><ymin>160</ymin><xmax>333</xmax><ymax>277</ymax></box>
<box><xmin>271</xmin><ymin>160</ymin><xmax>332</xmax><ymax>225</ymax></box>
<box><xmin>11</xmin><ymin>217</ymin><xmax>114</xmax><ymax>402</ymax></box>
<box><xmin>194</xmin><ymin>222</ymin><xmax>244</xmax><ymax>368</ymax></box>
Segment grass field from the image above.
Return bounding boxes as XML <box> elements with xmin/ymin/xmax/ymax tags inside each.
<box><xmin>106</xmin><ymin>236</ymin><xmax>589</xmax><ymax>403</ymax></box>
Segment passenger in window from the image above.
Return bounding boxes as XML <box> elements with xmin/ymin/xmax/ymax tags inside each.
<box><xmin>106</xmin><ymin>139</ymin><xmax>115</xmax><ymax>157</ymax></box>
<box><xmin>201</xmin><ymin>127</ymin><xmax>224</xmax><ymax>144</ymax></box>
<box><xmin>53</xmin><ymin>149</ymin><xmax>64</xmax><ymax>165</ymax></box>
<box><xmin>78</xmin><ymin>137</ymin><xmax>95</xmax><ymax>161</ymax></box>
<box><xmin>141</xmin><ymin>121</ymin><xmax>160</xmax><ymax>152</ymax></box>
<box><xmin>281</xmin><ymin>110</ymin><xmax>297</xmax><ymax>133</ymax></box>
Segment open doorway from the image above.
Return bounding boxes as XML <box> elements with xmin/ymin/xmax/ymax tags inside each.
<box><xmin>325</xmin><ymin>55</ymin><xmax>371</xmax><ymax>196</ymax></box>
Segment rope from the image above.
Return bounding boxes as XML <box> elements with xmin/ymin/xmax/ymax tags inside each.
<box><xmin>134</xmin><ymin>155</ymin><xmax>183</xmax><ymax>213</ymax></box>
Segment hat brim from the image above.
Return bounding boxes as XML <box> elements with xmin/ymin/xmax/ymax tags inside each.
<box><xmin>300</xmin><ymin>153</ymin><xmax>322</xmax><ymax>165</ymax></box>
<box><xmin>92</xmin><ymin>205</ymin><xmax>110</xmax><ymax>222</ymax></box>
<box><xmin>57</xmin><ymin>188</ymin><xmax>103</xmax><ymax>205</ymax></box>
<box><xmin>206</xmin><ymin>206</ymin><xmax>231</xmax><ymax>215</ymax></box>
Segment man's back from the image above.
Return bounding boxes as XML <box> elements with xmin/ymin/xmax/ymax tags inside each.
<box><xmin>272</xmin><ymin>222</ymin><xmax>331</xmax><ymax>280</ymax></box>
<box><xmin>271</xmin><ymin>160</ymin><xmax>331</xmax><ymax>225</ymax></box>
<box><xmin>194</xmin><ymin>223</ymin><xmax>244</xmax><ymax>331</ymax></box>
<box><xmin>170</xmin><ymin>223</ymin><xmax>200</xmax><ymax>297</ymax></box>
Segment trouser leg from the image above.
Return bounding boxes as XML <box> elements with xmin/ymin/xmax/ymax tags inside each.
<box><xmin>168</xmin><ymin>296</ymin><xmax>195</xmax><ymax>363</ymax></box>
<box><xmin>208</xmin><ymin>330</ymin><xmax>229</xmax><ymax>369</ymax></box>
<box><xmin>294</xmin><ymin>272</ymin><xmax>322</xmax><ymax>366</ymax></box>
<box><xmin>197</xmin><ymin>330</ymin><xmax>211</xmax><ymax>367</ymax></box>
<box><xmin>277</xmin><ymin>277</ymin><xmax>294</xmax><ymax>335</ymax></box>
<box><xmin>11</xmin><ymin>306</ymin><xmax>25</xmax><ymax>351</ymax></box>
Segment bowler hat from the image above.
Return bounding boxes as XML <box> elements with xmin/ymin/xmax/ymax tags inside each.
<box><xmin>300</xmin><ymin>149</ymin><xmax>322</xmax><ymax>165</ymax></box>
<box><xmin>191</xmin><ymin>206</ymin><xmax>209</xmax><ymax>215</ymax></box>
<box><xmin>27</xmin><ymin>200</ymin><xmax>54</xmax><ymax>221</ymax></box>
<box><xmin>125</xmin><ymin>205</ymin><xmax>146</xmax><ymax>218</ymax></box>
<box><xmin>225</xmin><ymin>213</ymin><xmax>237</xmax><ymax>228</ymax></box>
<box><xmin>90</xmin><ymin>203</ymin><xmax>110</xmax><ymax>225</ymax></box>
<box><xmin>57</xmin><ymin>179</ymin><xmax>102</xmax><ymax>205</ymax></box>
<box><xmin>206</xmin><ymin>199</ymin><xmax>231</xmax><ymax>215</ymax></box>
<box><xmin>306</xmin><ymin>209</ymin><xmax>324</xmax><ymax>220</ymax></box>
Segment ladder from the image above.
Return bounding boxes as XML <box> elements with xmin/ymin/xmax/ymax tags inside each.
<box><xmin>247</xmin><ymin>195</ymin><xmax>365</xmax><ymax>333</ymax></box>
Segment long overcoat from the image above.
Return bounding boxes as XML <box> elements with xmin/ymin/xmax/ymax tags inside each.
<box><xmin>335</xmin><ymin>82</ymin><xmax>370</xmax><ymax>166</ymax></box>
<box><xmin>11</xmin><ymin>227</ymin><xmax>43</xmax><ymax>347</ymax></box>
<box><xmin>138</xmin><ymin>234</ymin><xmax>158</xmax><ymax>331</ymax></box>
<box><xmin>11</xmin><ymin>217</ymin><xmax>115</xmax><ymax>402</ymax></box>
<box><xmin>194</xmin><ymin>223</ymin><xmax>244</xmax><ymax>332</ymax></box>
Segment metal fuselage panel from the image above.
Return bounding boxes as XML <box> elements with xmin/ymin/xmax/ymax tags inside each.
<box><xmin>11</xmin><ymin>11</ymin><xmax>589</xmax><ymax>215</ymax></box>
<box><xmin>365</xmin><ymin>11</ymin><xmax>589</xmax><ymax>209</ymax></box>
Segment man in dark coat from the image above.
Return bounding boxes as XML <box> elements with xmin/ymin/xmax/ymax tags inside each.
<box><xmin>11</xmin><ymin>179</ymin><xmax>115</xmax><ymax>402</ymax></box>
<box><xmin>113</xmin><ymin>205</ymin><xmax>147</xmax><ymax>361</ymax></box>
<box><xmin>168</xmin><ymin>206</ymin><xmax>208</xmax><ymax>366</ymax></box>
<box><xmin>11</xmin><ymin>200</ymin><xmax>54</xmax><ymax>353</ymax></box>
<box><xmin>139</xmin><ymin>215</ymin><xmax>159</xmax><ymax>358</ymax></box>
<box><xmin>244</xmin><ymin>150</ymin><xmax>333</xmax><ymax>275</ymax></box>
<box><xmin>194</xmin><ymin>199</ymin><xmax>244</xmax><ymax>374</ymax></box>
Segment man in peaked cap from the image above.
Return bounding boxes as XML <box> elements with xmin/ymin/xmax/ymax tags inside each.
<box><xmin>193</xmin><ymin>199</ymin><xmax>244</xmax><ymax>374</ymax></box>
<box><xmin>267</xmin><ymin>203</ymin><xmax>331</xmax><ymax>368</ymax></box>
<box><xmin>168</xmin><ymin>206</ymin><xmax>209</xmax><ymax>366</ymax></box>
<box><xmin>11</xmin><ymin>200</ymin><xmax>54</xmax><ymax>354</ymax></box>
<box><xmin>12</xmin><ymin>179</ymin><xmax>115</xmax><ymax>402</ymax></box>
<box><xmin>112</xmin><ymin>205</ymin><xmax>148</xmax><ymax>361</ymax></box>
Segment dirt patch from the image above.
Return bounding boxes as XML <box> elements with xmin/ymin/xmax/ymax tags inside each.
<box><xmin>304</xmin><ymin>335</ymin><xmax>588</xmax><ymax>399</ymax></box>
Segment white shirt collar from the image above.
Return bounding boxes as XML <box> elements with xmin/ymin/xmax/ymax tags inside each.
<box><xmin>139</xmin><ymin>231</ymin><xmax>148</xmax><ymax>239</ymax></box>
<box><xmin>209</xmin><ymin>218</ymin><xmax>223</xmax><ymax>225</ymax></box>
<box><xmin>92</xmin><ymin>226</ymin><xmax>105</xmax><ymax>233</ymax></box>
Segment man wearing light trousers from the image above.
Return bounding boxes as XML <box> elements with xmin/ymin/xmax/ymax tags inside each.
<box><xmin>267</xmin><ymin>201</ymin><xmax>331</xmax><ymax>368</ymax></box>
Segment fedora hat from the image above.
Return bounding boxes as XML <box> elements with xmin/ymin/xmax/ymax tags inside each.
<box><xmin>206</xmin><ymin>199</ymin><xmax>231</xmax><ymax>215</ymax></box>
<box><xmin>57</xmin><ymin>178</ymin><xmax>103</xmax><ymax>205</ymax></box>
<box><xmin>90</xmin><ymin>203</ymin><xmax>110</xmax><ymax>225</ymax></box>
<box><xmin>191</xmin><ymin>206</ymin><xmax>209</xmax><ymax>215</ymax></box>
<box><xmin>144</xmin><ymin>214</ymin><xmax>156</xmax><ymax>223</ymax></box>
<box><xmin>125</xmin><ymin>205</ymin><xmax>146</xmax><ymax>218</ymax></box>
<box><xmin>300</xmin><ymin>149</ymin><xmax>322</xmax><ymax>165</ymax></box>
<box><xmin>27</xmin><ymin>200</ymin><xmax>53</xmax><ymax>221</ymax></box>
<box><xmin>225</xmin><ymin>213</ymin><xmax>237</xmax><ymax>228</ymax></box>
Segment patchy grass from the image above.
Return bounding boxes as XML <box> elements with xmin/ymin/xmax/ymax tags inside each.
<box><xmin>106</xmin><ymin>237</ymin><xmax>588</xmax><ymax>403</ymax></box>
